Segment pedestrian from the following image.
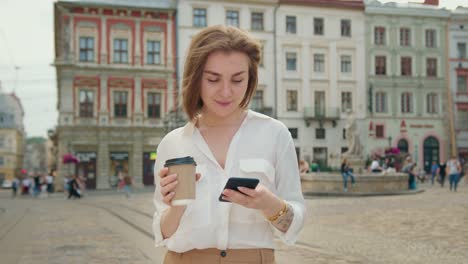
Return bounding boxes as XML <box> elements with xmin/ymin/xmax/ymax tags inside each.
<box><xmin>438</xmin><ymin>161</ymin><xmax>447</xmax><ymax>187</ymax></box>
<box><xmin>63</xmin><ymin>176</ymin><xmax>71</xmax><ymax>198</ymax></box>
<box><xmin>11</xmin><ymin>176</ymin><xmax>19</xmax><ymax>198</ymax></box>
<box><xmin>21</xmin><ymin>177</ymin><xmax>31</xmax><ymax>195</ymax></box>
<box><xmin>341</xmin><ymin>158</ymin><xmax>356</xmax><ymax>192</ymax></box>
<box><xmin>123</xmin><ymin>174</ymin><xmax>133</xmax><ymax>198</ymax></box>
<box><xmin>402</xmin><ymin>157</ymin><xmax>417</xmax><ymax>190</ymax></box>
<box><xmin>430</xmin><ymin>161</ymin><xmax>439</xmax><ymax>186</ymax></box>
<box><xmin>153</xmin><ymin>25</ymin><xmax>306</xmax><ymax>264</ymax></box>
<box><xmin>46</xmin><ymin>170</ymin><xmax>54</xmax><ymax>195</ymax></box>
<box><xmin>33</xmin><ymin>174</ymin><xmax>41</xmax><ymax>197</ymax></box>
<box><xmin>68</xmin><ymin>175</ymin><xmax>81</xmax><ymax>199</ymax></box>
<box><xmin>447</xmin><ymin>155</ymin><xmax>461</xmax><ymax>192</ymax></box>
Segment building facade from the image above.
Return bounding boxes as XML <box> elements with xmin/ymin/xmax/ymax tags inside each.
<box><xmin>277</xmin><ymin>0</ymin><xmax>366</xmax><ymax>168</ymax></box>
<box><xmin>54</xmin><ymin>0</ymin><xmax>177</xmax><ymax>189</ymax></box>
<box><xmin>0</xmin><ymin>83</ymin><xmax>25</xmax><ymax>187</ymax></box>
<box><xmin>449</xmin><ymin>7</ymin><xmax>468</xmax><ymax>161</ymax></box>
<box><xmin>365</xmin><ymin>0</ymin><xmax>450</xmax><ymax>172</ymax></box>
<box><xmin>176</xmin><ymin>0</ymin><xmax>278</xmax><ymax>118</ymax></box>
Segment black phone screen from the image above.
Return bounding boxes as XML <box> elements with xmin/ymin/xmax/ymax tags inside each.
<box><xmin>219</xmin><ymin>177</ymin><xmax>259</xmax><ymax>202</ymax></box>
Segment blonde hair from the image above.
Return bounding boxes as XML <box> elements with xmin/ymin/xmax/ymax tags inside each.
<box><xmin>181</xmin><ymin>25</ymin><xmax>261</xmax><ymax>120</ymax></box>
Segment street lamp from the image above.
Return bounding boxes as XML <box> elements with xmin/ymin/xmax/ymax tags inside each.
<box><xmin>387</xmin><ymin>136</ymin><xmax>393</xmax><ymax>147</ymax></box>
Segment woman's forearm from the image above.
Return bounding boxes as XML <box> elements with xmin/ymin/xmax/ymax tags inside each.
<box><xmin>160</xmin><ymin>206</ymin><xmax>187</xmax><ymax>239</ymax></box>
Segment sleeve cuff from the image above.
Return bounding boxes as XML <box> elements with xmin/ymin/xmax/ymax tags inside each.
<box><xmin>153</xmin><ymin>206</ymin><xmax>170</xmax><ymax>247</ymax></box>
<box><xmin>270</xmin><ymin>201</ymin><xmax>305</xmax><ymax>245</ymax></box>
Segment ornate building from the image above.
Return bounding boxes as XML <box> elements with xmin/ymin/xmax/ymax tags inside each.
<box><xmin>0</xmin><ymin>82</ymin><xmax>25</xmax><ymax>187</ymax></box>
<box><xmin>277</xmin><ymin>0</ymin><xmax>366</xmax><ymax>168</ymax></box>
<box><xmin>365</xmin><ymin>0</ymin><xmax>450</xmax><ymax>172</ymax></box>
<box><xmin>449</xmin><ymin>6</ymin><xmax>468</xmax><ymax>161</ymax></box>
<box><xmin>54</xmin><ymin>0</ymin><xmax>177</xmax><ymax>189</ymax></box>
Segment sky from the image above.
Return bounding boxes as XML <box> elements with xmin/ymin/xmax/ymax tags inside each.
<box><xmin>0</xmin><ymin>0</ymin><xmax>467</xmax><ymax>138</ymax></box>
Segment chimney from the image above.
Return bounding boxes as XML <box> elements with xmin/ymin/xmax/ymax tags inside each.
<box><xmin>423</xmin><ymin>0</ymin><xmax>438</xmax><ymax>6</ymax></box>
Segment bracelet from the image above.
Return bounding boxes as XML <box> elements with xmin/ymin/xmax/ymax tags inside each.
<box><xmin>267</xmin><ymin>200</ymin><xmax>288</xmax><ymax>222</ymax></box>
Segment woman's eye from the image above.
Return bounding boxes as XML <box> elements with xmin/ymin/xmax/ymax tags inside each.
<box><xmin>207</xmin><ymin>79</ymin><xmax>218</xmax><ymax>83</ymax></box>
<box><xmin>232</xmin><ymin>79</ymin><xmax>243</xmax><ymax>83</ymax></box>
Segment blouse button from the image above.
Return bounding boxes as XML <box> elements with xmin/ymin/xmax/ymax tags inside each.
<box><xmin>220</xmin><ymin>250</ymin><xmax>227</xmax><ymax>257</ymax></box>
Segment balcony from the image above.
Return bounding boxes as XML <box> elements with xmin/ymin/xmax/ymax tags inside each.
<box><xmin>304</xmin><ymin>107</ymin><xmax>340</xmax><ymax>127</ymax></box>
<box><xmin>252</xmin><ymin>106</ymin><xmax>273</xmax><ymax>117</ymax></box>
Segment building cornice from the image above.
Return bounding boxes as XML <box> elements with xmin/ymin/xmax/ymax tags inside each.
<box><xmin>365</xmin><ymin>1</ymin><xmax>450</xmax><ymax>18</ymax></box>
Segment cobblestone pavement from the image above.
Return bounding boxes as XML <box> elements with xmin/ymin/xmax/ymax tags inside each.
<box><xmin>0</xmin><ymin>180</ymin><xmax>467</xmax><ymax>264</ymax></box>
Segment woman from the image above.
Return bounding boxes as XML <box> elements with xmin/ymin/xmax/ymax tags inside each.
<box><xmin>153</xmin><ymin>25</ymin><xmax>306</xmax><ymax>264</ymax></box>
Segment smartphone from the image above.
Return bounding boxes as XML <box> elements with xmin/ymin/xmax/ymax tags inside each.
<box><xmin>218</xmin><ymin>177</ymin><xmax>260</xmax><ymax>202</ymax></box>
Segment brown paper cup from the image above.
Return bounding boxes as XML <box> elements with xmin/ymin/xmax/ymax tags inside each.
<box><xmin>164</xmin><ymin>157</ymin><xmax>197</xmax><ymax>206</ymax></box>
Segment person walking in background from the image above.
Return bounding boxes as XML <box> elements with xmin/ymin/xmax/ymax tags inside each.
<box><xmin>430</xmin><ymin>161</ymin><xmax>439</xmax><ymax>186</ymax></box>
<box><xmin>438</xmin><ymin>161</ymin><xmax>447</xmax><ymax>187</ymax></box>
<box><xmin>68</xmin><ymin>175</ymin><xmax>81</xmax><ymax>199</ymax></box>
<box><xmin>46</xmin><ymin>171</ymin><xmax>54</xmax><ymax>196</ymax></box>
<box><xmin>11</xmin><ymin>176</ymin><xmax>19</xmax><ymax>198</ymax></box>
<box><xmin>447</xmin><ymin>156</ymin><xmax>461</xmax><ymax>192</ymax></box>
<box><xmin>341</xmin><ymin>158</ymin><xmax>356</xmax><ymax>192</ymax></box>
<box><xmin>154</xmin><ymin>25</ymin><xmax>305</xmax><ymax>264</ymax></box>
<box><xmin>123</xmin><ymin>174</ymin><xmax>133</xmax><ymax>198</ymax></box>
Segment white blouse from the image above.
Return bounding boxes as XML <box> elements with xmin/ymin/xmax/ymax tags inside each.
<box><xmin>153</xmin><ymin>110</ymin><xmax>306</xmax><ymax>253</ymax></box>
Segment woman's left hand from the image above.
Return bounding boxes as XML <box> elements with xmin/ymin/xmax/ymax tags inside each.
<box><xmin>221</xmin><ymin>184</ymin><xmax>283</xmax><ymax>218</ymax></box>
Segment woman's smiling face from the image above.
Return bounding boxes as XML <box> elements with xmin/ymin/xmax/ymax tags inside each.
<box><xmin>200</xmin><ymin>50</ymin><xmax>250</xmax><ymax>119</ymax></box>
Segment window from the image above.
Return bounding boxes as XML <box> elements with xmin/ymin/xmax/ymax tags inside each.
<box><xmin>341</xmin><ymin>55</ymin><xmax>351</xmax><ymax>73</ymax></box>
<box><xmin>287</xmin><ymin>90</ymin><xmax>298</xmax><ymax>111</ymax></box>
<box><xmin>113</xmin><ymin>39</ymin><xmax>128</xmax><ymax>63</ymax></box>
<box><xmin>251</xmin><ymin>12</ymin><xmax>264</xmax><ymax>31</ymax></box>
<box><xmin>401</xmin><ymin>57</ymin><xmax>412</xmax><ymax>76</ymax></box>
<box><xmin>226</xmin><ymin>10</ymin><xmax>239</xmax><ymax>27</ymax></box>
<box><xmin>315</xmin><ymin>91</ymin><xmax>325</xmax><ymax>116</ymax></box>
<box><xmin>289</xmin><ymin>128</ymin><xmax>298</xmax><ymax>139</ymax></box>
<box><xmin>398</xmin><ymin>139</ymin><xmax>409</xmax><ymax>153</ymax></box>
<box><xmin>79</xmin><ymin>90</ymin><xmax>94</xmax><ymax>117</ymax></box>
<box><xmin>375</xmin><ymin>125</ymin><xmax>384</xmax><ymax>138</ymax></box>
<box><xmin>286</xmin><ymin>52</ymin><xmax>297</xmax><ymax>71</ymax></box>
<box><xmin>401</xmin><ymin>92</ymin><xmax>413</xmax><ymax>113</ymax></box>
<box><xmin>147</xmin><ymin>40</ymin><xmax>161</xmax><ymax>65</ymax></box>
<box><xmin>0</xmin><ymin>137</ymin><xmax>4</xmax><ymax>148</ymax></box>
<box><xmin>427</xmin><ymin>93</ymin><xmax>438</xmax><ymax>114</ymax></box>
<box><xmin>400</xmin><ymin>28</ymin><xmax>411</xmax><ymax>46</ymax></box>
<box><xmin>426</xmin><ymin>58</ymin><xmax>437</xmax><ymax>77</ymax></box>
<box><xmin>251</xmin><ymin>90</ymin><xmax>264</xmax><ymax>110</ymax></box>
<box><xmin>147</xmin><ymin>92</ymin><xmax>161</xmax><ymax>118</ymax></box>
<box><xmin>425</xmin><ymin>29</ymin><xmax>436</xmax><ymax>48</ymax></box>
<box><xmin>286</xmin><ymin>16</ymin><xmax>296</xmax><ymax>34</ymax></box>
<box><xmin>458</xmin><ymin>76</ymin><xmax>467</xmax><ymax>92</ymax></box>
<box><xmin>0</xmin><ymin>156</ymin><xmax>4</xmax><ymax>166</ymax></box>
<box><xmin>341</xmin><ymin>92</ymin><xmax>352</xmax><ymax>112</ymax></box>
<box><xmin>374</xmin><ymin>27</ymin><xmax>385</xmax><ymax>45</ymax></box>
<box><xmin>79</xmin><ymin>37</ymin><xmax>94</xmax><ymax>62</ymax></box>
<box><xmin>114</xmin><ymin>91</ymin><xmax>128</xmax><ymax>117</ymax></box>
<box><xmin>375</xmin><ymin>92</ymin><xmax>387</xmax><ymax>113</ymax></box>
<box><xmin>316</xmin><ymin>128</ymin><xmax>325</xmax><ymax>139</ymax></box>
<box><xmin>341</xmin><ymin>19</ymin><xmax>351</xmax><ymax>37</ymax></box>
<box><xmin>193</xmin><ymin>8</ymin><xmax>207</xmax><ymax>27</ymax></box>
<box><xmin>342</xmin><ymin>129</ymin><xmax>346</xmax><ymax>140</ymax></box>
<box><xmin>375</xmin><ymin>56</ymin><xmax>386</xmax><ymax>75</ymax></box>
<box><xmin>458</xmin><ymin>42</ymin><xmax>466</xmax><ymax>59</ymax></box>
<box><xmin>314</xmin><ymin>54</ymin><xmax>325</xmax><ymax>73</ymax></box>
<box><xmin>314</xmin><ymin>18</ymin><xmax>324</xmax><ymax>35</ymax></box>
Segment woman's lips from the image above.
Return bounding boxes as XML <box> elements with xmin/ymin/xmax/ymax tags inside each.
<box><xmin>216</xmin><ymin>101</ymin><xmax>232</xmax><ymax>107</ymax></box>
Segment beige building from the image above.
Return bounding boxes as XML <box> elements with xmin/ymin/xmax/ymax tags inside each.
<box><xmin>0</xmin><ymin>83</ymin><xmax>25</xmax><ymax>187</ymax></box>
<box><xmin>54</xmin><ymin>0</ymin><xmax>178</xmax><ymax>189</ymax></box>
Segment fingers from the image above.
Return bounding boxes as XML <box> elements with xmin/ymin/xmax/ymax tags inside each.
<box><xmin>195</xmin><ymin>173</ymin><xmax>201</xmax><ymax>182</ymax></box>
<box><xmin>158</xmin><ymin>167</ymin><xmax>169</xmax><ymax>178</ymax></box>
<box><xmin>162</xmin><ymin>191</ymin><xmax>175</xmax><ymax>205</ymax></box>
<box><xmin>160</xmin><ymin>173</ymin><xmax>177</xmax><ymax>187</ymax></box>
<box><xmin>222</xmin><ymin>189</ymin><xmax>250</xmax><ymax>206</ymax></box>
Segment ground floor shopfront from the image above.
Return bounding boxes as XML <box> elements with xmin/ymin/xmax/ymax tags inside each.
<box><xmin>56</xmin><ymin>126</ymin><xmax>165</xmax><ymax>190</ymax></box>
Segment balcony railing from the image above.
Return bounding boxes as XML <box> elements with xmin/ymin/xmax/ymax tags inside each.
<box><xmin>303</xmin><ymin>106</ymin><xmax>340</xmax><ymax>127</ymax></box>
<box><xmin>252</xmin><ymin>106</ymin><xmax>273</xmax><ymax>117</ymax></box>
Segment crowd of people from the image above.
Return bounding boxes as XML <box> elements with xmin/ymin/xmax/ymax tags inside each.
<box><xmin>11</xmin><ymin>170</ymin><xmax>55</xmax><ymax>198</ymax></box>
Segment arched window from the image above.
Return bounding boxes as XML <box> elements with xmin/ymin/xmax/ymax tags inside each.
<box><xmin>397</xmin><ymin>139</ymin><xmax>409</xmax><ymax>153</ymax></box>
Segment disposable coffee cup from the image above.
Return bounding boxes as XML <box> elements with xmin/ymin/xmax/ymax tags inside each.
<box><xmin>164</xmin><ymin>156</ymin><xmax>197</xmax><ymax>206</ymax></box>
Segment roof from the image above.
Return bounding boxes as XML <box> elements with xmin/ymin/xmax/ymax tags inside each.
<box><xmin>0</xmin><ymin>92</ymin><xmax>25</xmax><ymax>130</ymax></box>
<box><xmin>365</xmin><ymin>0</ymin><xmax>450</xmax><ymax>17</ymax></box>
<box><xmin>280</xmin><ymin>0</ymin><xmax>365</xmax><ymax>10</ymax></box>
<box><xmin>57</xmin><ymin>0</ymin><xmax>176</xmax><ymax>10</ymax></box>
